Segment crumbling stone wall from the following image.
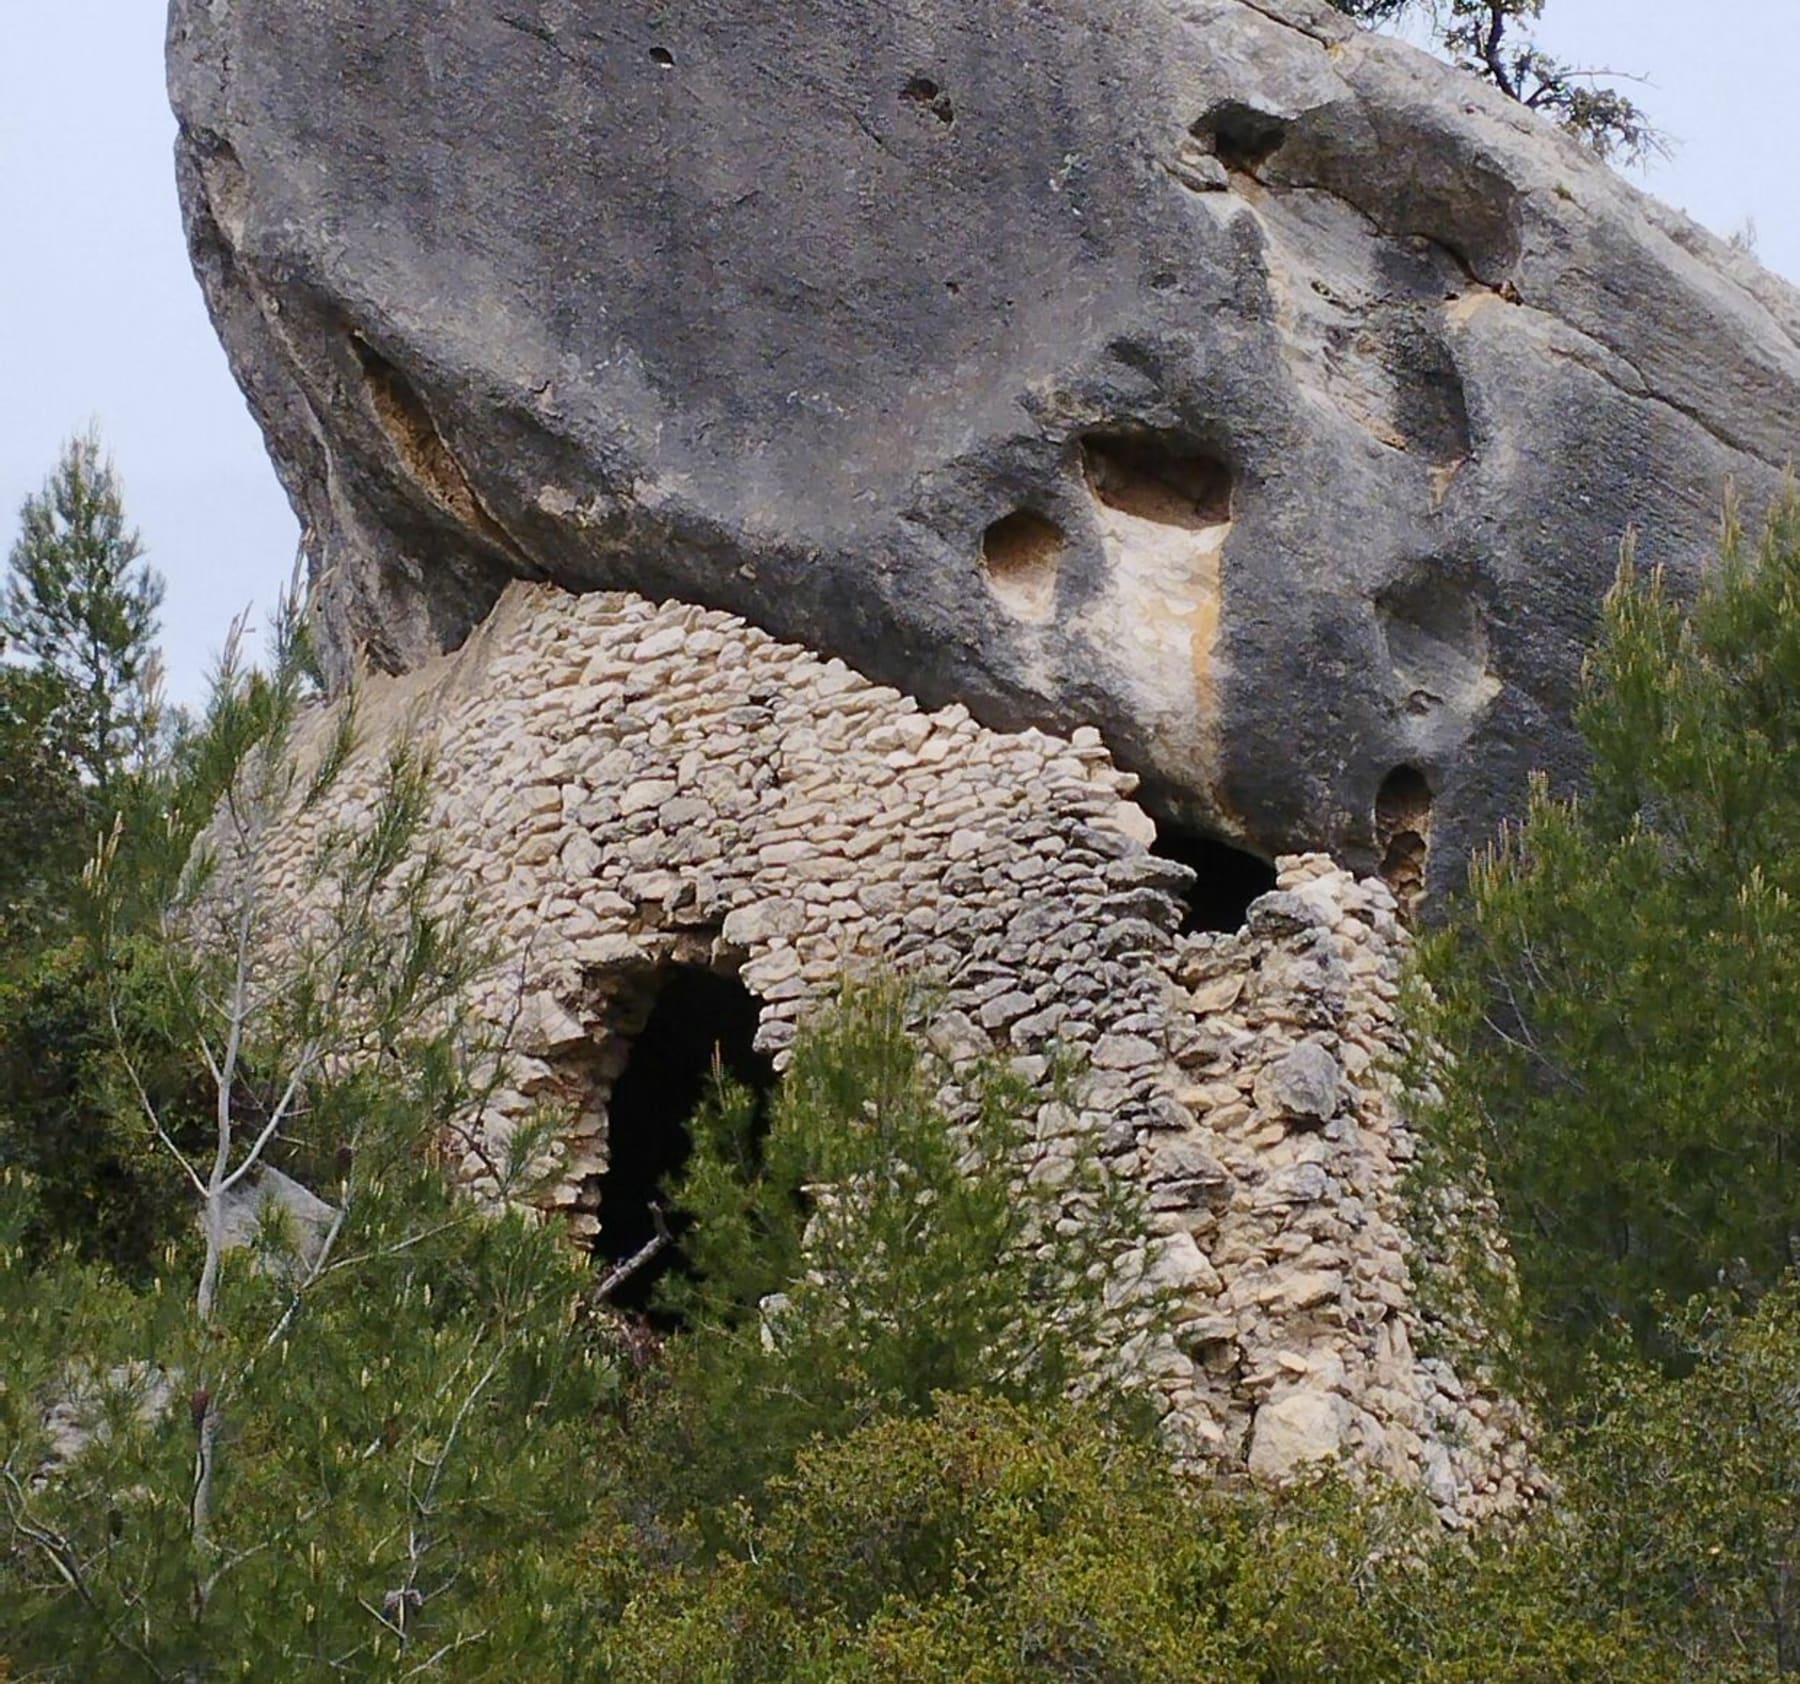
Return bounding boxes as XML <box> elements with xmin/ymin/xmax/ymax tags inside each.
<box><xmin>258</xmin><ymin>580</ymin><xmax>1531</xmax><ymax>1520</ymax></box>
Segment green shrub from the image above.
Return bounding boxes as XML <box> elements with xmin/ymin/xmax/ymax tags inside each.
<box><xmin>586</xmin><ymin>1392</ymin><xmax>1675</xmax><ymax>1683</ymax></box>
<box><xmin>1555</xmin><ymin>1277</ymin><xmax>1800</xmax><ymax>1679</ymax></box>
<box><xmin>0</xmin><ymin>1156</ymin><xmax>610</xmax><ymax>1680</ymax></box>
<box><xmin>600</xmin><ymin>977</ymin><xmax>1163</xmax><ymax>1541</ymax></box>
<box><xmin>0</xmin><ymin>937</ymin><xmax>206</xmax><ymax>1277</ymax></box>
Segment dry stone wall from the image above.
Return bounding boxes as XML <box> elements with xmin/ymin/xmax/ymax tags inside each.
<box><xmin>261</xmin><ymin>579</ymin><xmax>1531</xmax><ymax>1520</ymax></box>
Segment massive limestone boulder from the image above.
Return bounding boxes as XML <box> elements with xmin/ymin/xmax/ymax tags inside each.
<box><xmin>168</xmin><ymin>0</ymin><xmax>1800</xmax><ymax>886</ymax></box>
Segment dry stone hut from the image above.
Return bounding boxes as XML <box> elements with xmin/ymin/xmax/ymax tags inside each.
<box><xmin>256</xmin><ymin>580</ymin><xmax>1533</xmax><ymax>1521</ymax></box>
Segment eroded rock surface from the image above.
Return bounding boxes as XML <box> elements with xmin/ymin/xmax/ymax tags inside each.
<box><xmin>169</xmin><ymin>0</ymin><xmax>1800</xmax><ymax>884</ymax></box>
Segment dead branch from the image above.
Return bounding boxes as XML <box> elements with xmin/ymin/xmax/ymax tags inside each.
<box><xmin>593</xmin><ymin>1202</ymin><xmax>675</xmax><ymax>1304</ymax></box>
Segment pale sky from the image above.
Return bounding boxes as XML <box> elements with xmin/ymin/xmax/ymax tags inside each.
<box><xmin>1</xmin><ymin>2</ymin><xmax>1794</xmax><ymax>706</ymax></box>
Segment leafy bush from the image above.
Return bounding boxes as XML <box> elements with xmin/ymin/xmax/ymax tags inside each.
<box><xmin>586</xmin><ymin>1392</ymin><xmax>1676</xmax><ymax>1683</ymax></box>
<box><xmin>1557</xmin><ymin>1278</ymin><xmax>1800</xmax><ymax>1679</ymax></box>
<box><xmin>1399</xmin><ymin>493</ymin><xmax>1800</xmax><ymax>1679</ymax></box>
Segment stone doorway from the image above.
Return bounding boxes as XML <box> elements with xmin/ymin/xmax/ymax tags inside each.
<box><xmin>592</xmin><ymin>964</ymin><xmax>775</xmax><ymax>1320</ymax></box>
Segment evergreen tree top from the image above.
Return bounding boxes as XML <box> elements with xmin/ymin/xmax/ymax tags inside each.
<box><xmin>3</xmin><ymin>429</ymin><xmax>166</xmax><ymax>792</ymax></box>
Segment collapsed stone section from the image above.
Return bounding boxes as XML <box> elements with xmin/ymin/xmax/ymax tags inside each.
<box><xmin>259</xmin><ymin>581</ymin><xmax>1530</xmax><ymax>1520</ymax></box>
<box><xmin>1150</xmin><ymin>826</ymin><xmax>1278</xmax><ymax>935</ymax></box>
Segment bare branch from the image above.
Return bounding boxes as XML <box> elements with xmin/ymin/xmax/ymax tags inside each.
<box><xmin>104</xmin><ymin>992</ymin><xmax>207</xmax><ymax>1201</ymax></box>
<box><xmin>400</xmin><ymin>1630</ymin><xmax>492</xmax><ymax>1678</ymax></box>
<box><xmin>387</xmin><ymin>1339</ymin><xmax>513</xmax><ymax>1651</ymax></box>
<box><xmin>216</xmin><ymin>1043</ymin><xmax>322</xmax><ymax>1197</ymax></box>
<box><xmin>593</xmin><ymin>1203</ymin><xmax>675</xmax><ymax>1304</ymax></box>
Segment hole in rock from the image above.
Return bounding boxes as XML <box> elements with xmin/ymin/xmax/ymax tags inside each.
<box><xmin>1083</xmin><ymin>433</ymin><xmax>1232</xmax><ymax>529</ymax></box>
<box><xmin>1376</xmin><ymin>571</ymin><xmax>1493</xmax><ymax>718</ymax></box>
<box><xmin>981</xmin><ymin>510</ymin><xmax>1065</xmax><ymax>621</ymax></box>
<box><xmin>1382</xmin><ymin>314</ymin><xmax>1473</xmax><ymax>469</ymax></box>
<box><xmin>1153</xmin><ymin>826</ymin><xmax>1278</xmax><ymax>934</ymax></box>
<box><xmin>595</xmin><ymin>966</ymin><xmax>774</xmax><ymax>1322</ymax></box>
<box><xmin>648</xmin><ymin>45</ymin><xmax>675</xmax><ymax>68</ymax></box>
<box><xmin>1193</xmin><ymin>101</ymin><xmax>1289</xmax><ymax>174</ymax></box>
<box><xmin>1375</xmin><ymin>766</ymin><xmax>1433</xmax><ymax>919</ymax></box>
<box><xmin>903</xmin><ymin>74</ymin><xmax>955</xmax><ymax>124</ymax></box>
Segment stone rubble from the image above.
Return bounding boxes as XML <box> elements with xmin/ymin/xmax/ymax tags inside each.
<box><xmin>251</xmin><ymin>579</ymin><xmax>1532</xmax><ymax>1521</ymax></box>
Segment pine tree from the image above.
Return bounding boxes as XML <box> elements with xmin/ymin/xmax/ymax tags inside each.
<box><xmin>1412</xmin><ymin>490</ymin><xmax>1800</xmax><ymax>1387</ymax></box>
<box><xmin>0</xmin><ymin>597</ymin><xmax>608</xmax><ymax>1678</ymax></box>
<box><xmin>4</xmin><ymin>430</ymin><xmax>165</xmax><ymax>795</ymax></box>
<box><xmin>0</xmin><ymin>662</ymin><xmax>86</xmax><ymax>950</ymax></box>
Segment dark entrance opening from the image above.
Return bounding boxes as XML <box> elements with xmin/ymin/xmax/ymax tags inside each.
<box><xmin>595</xmin><ymin>966</ymin><xmax>775</xmax><ymax>1322</ymax></box>
<box><xmin>1191</xmin><ymin>100</ymin><xmax>1290</xmax><ymax>175</ymax></box>
<box><xmin>1153</xmin><ymin>826</ymin><xmax>1279</xmax><ymax>934</ymax></box>
<box><xmin>1375</xmin><ymin>766</ymin><xmax>1433</xmax><ymax>919</ymax></box>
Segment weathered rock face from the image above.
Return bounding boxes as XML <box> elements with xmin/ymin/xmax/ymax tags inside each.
<box><xmin>168</xmin><ymin>0</ymin><xmax>1800</xmax><ymax>884</ymax></box>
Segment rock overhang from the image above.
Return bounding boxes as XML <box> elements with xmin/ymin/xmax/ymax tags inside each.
<box><xmin>167</xmin><ymin>0</ymin><xmax>1800</xmax><ymax>893</ymax></box>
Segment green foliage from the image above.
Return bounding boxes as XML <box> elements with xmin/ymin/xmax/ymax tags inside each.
<box><xmin>1327</xmin><ymin>0</ymin><xmax>1661</xmax><ymax>162</ymax></box>
<box><xmin>4</xmin><ymin>437</ymin><xmax>1793</xmax><ymax>1675</ymax></box>
<box><xmin>0</xmin><ymin>437</ymin><xmax>205</xmax><ymax>1278</ymax></box>
<box><xmin>1412</xmin><ymin>492</ymin><xmax>1800</xmax><ymax>1385</ymax></box>
<box><xmin>3</xmin><ymin>430</ymin><xmax>165</xmax><ymax>795</ymax></box>
<box><xmin>0</xmin><ymin>664</ymin><xmax>87</xmax><ymax>952</ymax></box>
<box><xmin>0</xmin><ymin>1162</ymin><xmax>608</xmax><ymax>1679</ymax></box>
<box><xmin>574</xmin><ymin>989</ymin><xmax>1702</xmax><ymax>1679</ymax></box>
<box><xmin>0</xmin><ymin>938</ymin><xmax>205</xmax><ymax>1278</ymax></box>
<box><xmin>586</xmin><ymin>1392</ymin><xmax>1674</xmax><ymax>1682</ymax></box>
<box><xmin>1553</xmin><ymin>1278</ymin><xmax>1800</xmax><ymax>1678</ymax></box>
<box><xmin>607</xmin><ymin>979</ymin><xmax>1162</xmax><ymax>1535</ymax></box>
<box><xmin>0</xmin><ymin>594</ymin><xmax>613</xmax><ymax>1678</ymax></box>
